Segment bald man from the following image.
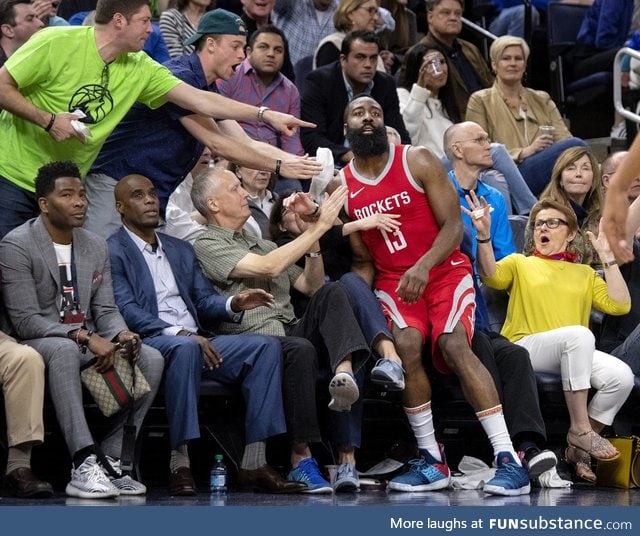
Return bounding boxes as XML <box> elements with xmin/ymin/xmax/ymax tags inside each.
<box><xmin>107</xmin><ymin>174</ymin><xmax>306</xmax><ymax>496</ymax></box>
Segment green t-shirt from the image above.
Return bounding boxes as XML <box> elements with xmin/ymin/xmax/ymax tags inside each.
<box><xmin>0</xmin><ymin>26</ymin><xmax>181</xmax><ymax>192</ymax></box>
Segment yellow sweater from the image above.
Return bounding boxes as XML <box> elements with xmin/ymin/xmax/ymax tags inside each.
<box><xmin>481</xmin><ymin>254</ymin><xmax>631</xmax><ymax>343</ymax></box>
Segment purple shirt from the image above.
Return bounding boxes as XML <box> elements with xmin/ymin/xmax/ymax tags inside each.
<box><xmin>216</xmin><ymin>58</ymin><xmax>303</xmax><ymax>155</ymax></box>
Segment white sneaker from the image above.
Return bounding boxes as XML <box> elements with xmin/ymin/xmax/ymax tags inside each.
<box><xmin>66</xmin><ymin>455</ymin><xmax>119</xmax><ymax>499</ymax></box>
<box><xmin>104</xmin><ymin>456</ymin><xmax>147</xmax><ymax>496</ymax></box>
<box><xmin>611</xmin><ymin>121</ymin><xmax>627</xmax><ymax>141</ymax></box>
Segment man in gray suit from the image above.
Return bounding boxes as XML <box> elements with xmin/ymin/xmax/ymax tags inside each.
<box><xmin>0</xmin><ymin>161</ymin><xmax>164</xmax><ymax>500</ymax></box>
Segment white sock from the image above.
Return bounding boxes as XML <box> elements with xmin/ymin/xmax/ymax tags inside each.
<box><xmin>477</xmin><ymin>405</ymin><xmax>520</xmax><ymax>465</ymax></box>
<box><xmin>404</xmin><ymin>402</ymin><xmax>441</xmax><ymax>461</ymax></box>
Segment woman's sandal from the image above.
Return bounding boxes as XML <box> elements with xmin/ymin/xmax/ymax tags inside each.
<box><xmin>567</xmin><ymin>429</ymin><xmax>620</xmax><ymax>461</ymax></box>
<box><xmin>565</xmin><ymin>446</ymin><xmax>596</xmax><ymax>483</ymax></box>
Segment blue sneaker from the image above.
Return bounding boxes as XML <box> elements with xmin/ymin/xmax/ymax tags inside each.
<box><xmin>483</xmin><ymin>452</ymin><xmax>531</xmax><ymax>496</ymax></box>
<box><xmin>287</xmin><ymin>458</ymin><xmax>332</xmax><ymax>494</ymax></box>
<box><xmin>370</xmin><ymin>358</ymin><xmax>405</xmax><ymax>391</ymax></box>
<box><xmin>388</xmin><ymin>445</ymin><xmax>450</xmax><ymax>492</ymax></box>
<box><xmin>333</xmin><ymin>463</ymin><xmax>359</xmax><ymax>493</ymax></box>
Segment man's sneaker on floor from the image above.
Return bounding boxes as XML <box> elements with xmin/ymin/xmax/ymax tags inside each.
<box><xmin>388</xmin><ymin>445</ymin><xmax>450</xmax><ymax>492</ymax></box>
<box><xmin>287</xmin><ymin>458</ymin><xmax>332</xmax><ymax>494</ymax></box>
<box><xmin>328</xmin><ymin>371</ymin><xmax>359</xmax><ymax>412</ymax></box>
<box><xmin>104</xmin><ymin>456</ymin><xmax>147</xmax><ymax>496</ymax></box>
<box><xmin>333</xmin><ymin>463</ymin><xmax>359</xmax><ymax>492</ymax></box>
<box><xmin>483</xmin><ymin>451</ymin><xmax>531</xmax><ymax>496</ymax></box>
<box><xmin>370</xmin><ymin>358</ymin><xmax>405</xmax><ymax>391</ymax></box>
<box><xmin>66</xmin><ymin>455</ymin><xmax>119</xmax><ymax>499</ymax></box>
<box><xmin>521</xmin><ymin>448</ymin><xmax>557</xmax><ymax>480</ymax></box>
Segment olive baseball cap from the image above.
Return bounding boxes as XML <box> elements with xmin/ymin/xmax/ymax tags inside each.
<box><xmin>183</xmin><ymin>9</ymin><xmax>248</xmax><ymax>46</ymax></box>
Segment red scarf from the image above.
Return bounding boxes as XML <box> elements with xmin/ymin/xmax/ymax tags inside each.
<box><xmin>533</xmin><ymin>249</ymin><xmax>578</xmax><ymax>263</ymax></box>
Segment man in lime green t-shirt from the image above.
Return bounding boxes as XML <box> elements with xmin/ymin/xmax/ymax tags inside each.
<box><xmin>0</xmin><ymin>0</ymin><xmax>317</xmax><ymax>239</ymax></box>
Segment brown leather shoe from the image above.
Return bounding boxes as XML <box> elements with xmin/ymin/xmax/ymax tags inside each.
<box><xmin>2</xmin><ymin>467</ymin><xmax>53</xmax><ymax>498</ymax></box>
<box><xmin>168</xmin><ymin>466</ymin><xmax>196</xmax><ymax>496</ymax></box>
<box><xmin>237</xmin><ymin>464</ymin><xmax>307</xmax><ymax>494</ymax></box>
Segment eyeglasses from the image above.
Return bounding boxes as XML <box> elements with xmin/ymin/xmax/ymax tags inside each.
<box><xmin>453</xmin><ymin>135</ymin><xmax>491</xmax><ymax>146</ymax></box>
<box><xmin>357</xmin><ymin>6</ymin><xmax>379</xmax><ymax>16</ymax></box>
<box><xmin>533</xmin><ymin>218</ymin><xmax>568</xmax><ymax>230</ymax></box>
<box><xmin>433</xmin><ymin>8</ymin><xmax>463</xmax><ymax>18</ymax></box>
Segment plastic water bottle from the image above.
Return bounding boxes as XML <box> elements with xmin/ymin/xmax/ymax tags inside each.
<box><xmin>210</xmin><ymin>453</ymin><xmax>227</xmax><ymax>493</ymax></box>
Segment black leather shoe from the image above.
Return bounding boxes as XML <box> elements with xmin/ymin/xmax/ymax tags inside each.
<box><xmin>168</xmin><ymin>467</ymin><xmax>196</xmax><ymax>496</ymax></box>
<box><xmin>237</xmin><ymin>464</ymin><xmax>307</xmax><ymax>494</ymax></box>
<box><xmin>1</xmin><ymin>467</ymin><xmax>53</xmax><ymax>498</ymax></box>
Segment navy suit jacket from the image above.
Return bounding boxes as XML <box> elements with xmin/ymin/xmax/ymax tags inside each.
<box><xmin>300</xmin><ymin>61</ymin><xmax>410</xmax><ymax>162</ymax></box>
<box><xmin>108</xmin><ymin>227</ymin><xmax>232</xmax><ymax>338</ymax></box>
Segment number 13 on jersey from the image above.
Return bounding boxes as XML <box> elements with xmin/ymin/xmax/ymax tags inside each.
<box><xmin>381</xmin><ymin>228</ymin><xmax>407</xmax><ymax>254</ymax></box>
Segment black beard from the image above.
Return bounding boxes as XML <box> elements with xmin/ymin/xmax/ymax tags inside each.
<box><xmin>346</xmin><ymin>125</ymin><xmax>389</xmax><ymax>158</ymax></box>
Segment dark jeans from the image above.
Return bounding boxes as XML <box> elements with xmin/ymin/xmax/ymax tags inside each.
<box><xmin>472</xmin><ymin>330</ymin><xmax>547</xmax><ymax>448</ymax></box>
<box><xmin>278</xmin><ymin>336</ymin><xmax>322</xmax><ymax>445</ymax></box>
<box><xmin>0</xmin><ymin>176</ymin><xmax>38</xmax><ymax>240</ymax></box>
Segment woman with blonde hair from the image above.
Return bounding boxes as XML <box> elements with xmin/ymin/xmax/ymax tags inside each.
<box><xmin>466</xmin><ymin>35</ymin><xmax>586</xmax><ymax>197</ymax></box>
<box><xmin>313</xmin><ymin>0</ymin><xmax>382</xmax><ymax>69</ymax></box>
<box><xmin>529</xmin><ymin>147</ymin><xmax>603</xmax><ymax>266</ymax></box>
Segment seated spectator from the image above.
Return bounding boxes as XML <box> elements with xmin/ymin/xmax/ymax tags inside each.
<box><xmin>108</xmin><ymin>174</ymin><xmax>306</xmax><ymax>495</ymax></box>
<box><xmin>572</xmin><ymin>0</ymin><xmax>633</xmax><ymax>81</ymax></box>
<box><xmin>164</xmin><ymin>149</ymin><xmax>212</xmax><ymax>243</ymax></box>
<box><xmin>0</xmin><ymin>333</ymin><xmax>52</xmax><ymax>498</ymax></box>
<box><xmin>466</xmin><ymin>35</ymin><xmax>587</xmax><ymax>197</ymax></box>
<box><xmin>301</xmin><ymin>30</ymin><xmax>410</xmax><ymax>166</ymax></box>
<box><xmin>239</xmin><ymin>0</ymin><xmax>295</xmax><ymax>82</ymax></box>
<box><xmin>0</xmin><ymin>161</ymin><xmax>165</xmax><ymax>499</ymax></box>
<box><xmin>314</xmin><ymin>0</ymin><xmax>384</xmax><ymax>70</ymax></box>
<box><xmin>232</xmin><ymin>163</ymin><xmax>278</xmax><ymax>239</ymax></box>
<box><xmin>216</xmin><ymin>24</ymin><xmax>305</xmax><ymax>192</ymax></box>
<box><xmin>192</xmin><ymin>168</ymin><xmax>405</xmax><ymax>492</ymax></box>
<box><xmin>488</xmin><ymin>1</ymin><xmax>540</xmax><ymax>39</ymax></box>
<box><xmin>57</xmin><ymin>0</ymin><xmax>97</xmax><ymax>20</ymax></box>
<box><xmin>85</xmin><ymin>9</ymin><xmax>322</xmax><ymax>238</ymax></box>
<box><xmin>272</xmin><ymin>0</ymin><xmax>338</xmax><ymax>67</ymax></box>
<box><xmin>0</xmin><ymin>0</ymin><xmax>44</xmax><ymax>68</ymax></box>
<box><xmin>533</xmin><ymin>147</ymin><xmax>603</xmax><ymax>267</ymax></box>
<box><xmin>407</xmin><ymin>0</ymin><xmax>493</xmax><ymax>118</ymax></box>
<box><xmin>32</xmin><ymin>0</ymin><xmax>68</xmax><ymax>26</ymax></box>
<box><xmin>399</xmin><ymin>45</ymin><xmax>536</xmax><ymax>214</ymax></box>
<box><xmin>476</xmin><ymin>198</ymin><xmax>635</xmax><ymax>483</ymax></box>
<box><xmin>159</xmin><ymin>0</ymin><xmax>215</xmax><ymax>58</ymax></box>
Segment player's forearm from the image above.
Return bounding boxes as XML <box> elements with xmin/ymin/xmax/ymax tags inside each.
<box><xmin>415</xmin><ymin>220</ymin><xmax>463</xmax><ymax>271</ymax></box>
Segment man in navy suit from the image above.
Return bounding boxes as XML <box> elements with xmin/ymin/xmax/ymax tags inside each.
<box><xmin>107</xmin><ymin>174</ymin><xmax>306</xmax><ymax>496</ymax></box>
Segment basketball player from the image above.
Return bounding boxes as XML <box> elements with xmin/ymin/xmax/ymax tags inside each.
<box><xmin>336</xmin><ymin>95</ymin><xmax>530</xmax><ymax>496</ymax></box>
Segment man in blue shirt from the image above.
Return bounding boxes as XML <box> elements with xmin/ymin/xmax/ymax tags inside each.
<box><xmin>444</xmin><ymin>121</ymin><xmax>556</xmax><ymax>479</ymax></box>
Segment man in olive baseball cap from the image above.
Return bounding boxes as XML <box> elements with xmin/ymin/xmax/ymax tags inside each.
<box><xmin>183</xmin><ymin>8</ymin><xmax>248</xmax><ymax>47</ymax></box>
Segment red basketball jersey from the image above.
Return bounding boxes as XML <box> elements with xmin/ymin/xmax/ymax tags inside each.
<box><xmin>341</xmin><ymin>144</ymin><xmax>464</xmax><ymax>278</ymax></box>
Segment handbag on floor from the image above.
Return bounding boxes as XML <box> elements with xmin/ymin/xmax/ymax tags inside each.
<box><xmin>595</xmin><ymin>436</ymin><xmax>640</xmax><ymax>488</ymax></box>
<box><xmin>80</xmin><ymin>348</ymin><xmax>151</xmax><ymax>418</ymax></box>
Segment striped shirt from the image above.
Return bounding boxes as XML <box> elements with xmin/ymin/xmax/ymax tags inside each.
<box><xmin>159</xmin><ymin>8</ymin><xmax>197</xmax><ymax>58</ymax></box>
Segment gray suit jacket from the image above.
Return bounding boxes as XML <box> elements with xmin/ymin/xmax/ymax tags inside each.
<box><xmin>0</xmin><ymin>216</ymin><xmax>127</xmax><ymax>341</ymax></box>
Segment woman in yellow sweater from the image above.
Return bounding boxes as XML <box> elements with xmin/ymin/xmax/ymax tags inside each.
<box><xmin>471</xmin><ymin>197</ymin><xmax>634</xmax><ymax>483</ymax></box>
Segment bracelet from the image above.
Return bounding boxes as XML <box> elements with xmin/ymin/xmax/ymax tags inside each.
<box><xmin>603</xmin><ymin>259</ymin><xmax>618</xmax><ymax>268</ymax></box>
<box><xmin>257</xmin><ymin>106</ymin><xmax>269</xmax><ymax>123</ymax></box>
<box><xmin>44</xmin><ymin>113</ymin><xmax>56</xmax><ymax>132</ymax></box>
<box><xmin>477</xmin><ymin>236</ymin><xmax>491</xmax><ymax>243</ymax></box>
<box><xmin>305</xmin><ymin>251</ymin><xmax>322</xmax><ymax>258</ymax></box>
<box><xmin>275</xmin><ymin>159</ymin><xmax>281</xmax><ymax>175</ymax></box>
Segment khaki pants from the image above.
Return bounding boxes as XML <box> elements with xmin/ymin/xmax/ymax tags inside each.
<box><xmin>0</xmin><ymin>331</ymin><xmax>44</xmax><ymax>447</ymax></box>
